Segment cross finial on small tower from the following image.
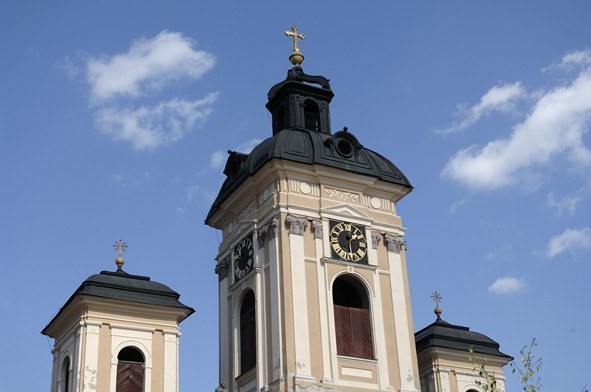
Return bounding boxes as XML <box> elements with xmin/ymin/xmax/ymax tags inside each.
<box><xmin>113</xmin><ymin>240</ymin><xmax>127</xmax><ymax>271</ymax></box>
<box><xmin>431</xmin><ymin>291</ymin><xmax>443</xmax><ymax>319</ymax></box>
<box><xmin>284</xmin><ymin>25</ymin><xmax>305</xmax><ymax>66</ymax></box>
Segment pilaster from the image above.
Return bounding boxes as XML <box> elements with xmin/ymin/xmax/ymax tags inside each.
<box><xmin>384</xmin><ymin>234</ymin><xmax>418</xmax><ymax>392</ymax></box>
<box><xmin>285</xmin><ymin>214</ymin><xmax>314</xmax><ymax>382</ymax></box>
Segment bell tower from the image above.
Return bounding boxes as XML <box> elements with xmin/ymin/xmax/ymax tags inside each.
<box><xmin>206</xmin><ymin>27</ymin><xmax>419</xmax><ymax>392</ymax></box>
<box><xmin>42</xmin><ymin>242</ymin><xmax>194</xmax><ymax>392</ymax></box>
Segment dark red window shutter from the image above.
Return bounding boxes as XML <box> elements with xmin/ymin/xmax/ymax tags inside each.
<box><xmin>334</xmin><ymin>304</ymin><xmax>353</xmax><ymax>356</ymax></box>
<box><xmin>332</xmin><ymin>276</ymin><xmax>374</xmax><ymax>359</ymax></box>
<box><xmin>350</xmin><ymin>307</ymin><xmax>373</xmax><ymax>359</ymax></box>
<box><xmin>116</xmin><ymin>361</ymin><xmax>144</xmax><ymax>392</ymax></box>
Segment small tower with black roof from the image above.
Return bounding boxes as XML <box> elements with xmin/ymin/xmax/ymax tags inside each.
<box><xmin>414</xmin><ymin>293</ymin><xmax>512</xmax><ymax>392</ymax></box>
<box><xmin>42</xmin><ymin>241</ymin><xmax>194</xmax><ymax>392</ymax></box>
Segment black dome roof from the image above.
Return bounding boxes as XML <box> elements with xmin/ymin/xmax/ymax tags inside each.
<box><xmin>206</xmin><ymin>127</ymin><xmax>412</xmax><ymax>222</ymax></box>
<box><xmin>205</xmin><ymin>66</ymin><xmax>412</xmax><ymax>224</ymax></box>
<box><xmin>42</xmin><ymin>269</ymin><xmax>194</xmax><ymax>336</ymax></box>
<box><xmin>77</xmin><ymin>270</ymin><xmax>191</xmax><ymax>309</ymax></box>
<box><xmin>415</xmin><ymin>317</ymin><xmax>512</xmax><ymax>359</ymax></box>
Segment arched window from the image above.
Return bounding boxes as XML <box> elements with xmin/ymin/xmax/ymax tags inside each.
<box><xmin>304</xmin><ymin>100</ymin><xmax>321</xmax><ymax>132</ymax></box>
<box><xmin>60</xmin><ymin>357</ymin><xmax>71</xmax><ymax>392</ymax></box>
<box><xmin>332</xmin><ymin>275</ymin><xmax>373</xmax><ymax>359</ymax></box>
<box><xmin>240</xmin><ymin>290</ymin><xmax>256</xmax><ymax>374</ymax></box>
<box><xmin>116</xmin><ymin>346</ymin><xmax>145</xmax><ymax>392</ymax></box>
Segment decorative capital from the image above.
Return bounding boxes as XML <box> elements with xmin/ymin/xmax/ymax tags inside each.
<box><xmin>371</xmin><ymin>231</ymin><xmax>381</xmax><ymax>249</ymax></box>
<box><xmin>215</xmin><ymin>383</ymin><xmax>228</xmax><ymax>392</ymax></box>
<box><xmin>384</xmin><ymin>234</ymin><xmax>406</xmax><ymax>253</ymax></box>
<box><xmin>214</xmin><ymin>256</ymin><xmax>230</xmax><ymax>281</ymax></box>
<box><xmin>285</xmin><ymin>214</ymin><xmax>308</xmax><ymax>236</ymax></box>
<box><xmin>311</xmin><ymin>219</ymin><xmax>324</xmax><ymax>239</ymax></box>
<box><xmin>257</xmin><ymin>216</ymin><xmax>279</xmax><ymax>247</ymax></box>
<box><xmin>268</xmin><ymin>216</ymin><xmax>279</xmax><ymax>239</ymax></box>
<box><xmin>257</xmin><ymin>225</ymin><xmax>268</xmax><ymax>248</ymax></box>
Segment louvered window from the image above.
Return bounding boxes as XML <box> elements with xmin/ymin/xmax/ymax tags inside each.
<box><xmin>304</xmin><ymin>100</ymin><xmax>321</xmax><ymax>132</ymax></box>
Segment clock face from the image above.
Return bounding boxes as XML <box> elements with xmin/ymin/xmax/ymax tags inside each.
<box><xmin>329</xmin><ymin>221</ymin><xmax>368</xmax><ymax>263</ymax></box>
<box><xmin>233</xmin><ymin>234</ymin><xmax>254</xmax><ymax>281</ymax></box>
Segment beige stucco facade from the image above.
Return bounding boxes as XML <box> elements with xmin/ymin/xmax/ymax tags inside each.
<box><xmin>43</xmin><ymin>295</ymin><xmax>190</xmax><ymax>392</ymax></box>
<box><xmin>210</xmin><ymin>159</ymin><xmax>420</xmax><ymax>392</ymax></box>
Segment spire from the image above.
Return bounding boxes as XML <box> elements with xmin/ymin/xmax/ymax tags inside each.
<box><xmin>431</xmin><ymin>291</ymin><xmax>443</xmax><ymax>319</ymax></box>
<box><xmin>113</xmin><ymin>239</ymin><xmax>127</xmax><ymax>271</ymax></box>
<box><xmin>284</xmin><ymin>25</ymin><xmax>305</xmax><ymax>66</ymax></box>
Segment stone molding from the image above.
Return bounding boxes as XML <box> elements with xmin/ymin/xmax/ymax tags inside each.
<box><xmin>285</xmin><ymin>214</ymin><xmax>308</xmax><ymax>236</ymax></box>
<box><xmin>257</xmin><ymin>216</ymin><xmax>280</xmax><ymax>247</ymax></box>
<box><xmin>311</xmin><ymin>219</ymin><xmax>324</xmax><ymax>239</ymax></box>
<box><xmin>214</xmin><ymin>256</ymin><xmax>230</xmax><ymax>281</ymax></box>
<box><xmin>384</xmin><ymin>233</ymin><xmax>406</xmax><ymax>253</ymax></box>
<box><xmin>325</xmin><ymin>187</ymin><xmax>359</xmax><ymax>202</ymax></box>
<box><xmin>371</xmin><ymin>230</ymin><xmax>381</xmax><ymax>249</ymax></box>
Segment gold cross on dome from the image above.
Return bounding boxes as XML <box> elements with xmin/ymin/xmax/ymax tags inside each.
<box><xmin>113</xmin><ymin>240</ymin><xmax>127</xmax><ymax>257</ymax></box>
<box><xmin>285</xmin><ymin>25</ymin><xmax>305</xmax><ymax>52</ymax></box>
<box><xmin>431</xmin><ymin>291</ymin><xmax>442</xmax><ymax>308</ymax></box>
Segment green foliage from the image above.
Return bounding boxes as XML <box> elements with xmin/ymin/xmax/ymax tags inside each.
<box><xmin>469</xmin><ymin>347</ymin><xmax>501</xmax><ymax>392</ymax></box>
<box><xmin>509</xmin><ymin>338</ymin><xmax>542</xmax><ymax>392</ymax></box>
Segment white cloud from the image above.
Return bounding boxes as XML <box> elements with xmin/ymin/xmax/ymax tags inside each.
<box><xmin>442</xmin><ymin>51</ymin><xmax>591</xmax><ymax>190</ymax></box>
<box><xmin>111</xmin><ymin>174</ymin><xmax>140</xmax><ymax>188</ymax></box>
<box><xmin>79</xmin><ymin>31</ymin><xmax>219</xmax><ymax>151</ymax></box>
<box><xmin>95</xmin><ymin>93</ymin><xmax>219</xmax><ymax>151</ymax></box>
<box><xmin>488</xmin><ymin>276</ymin><xmax>526</xmax><ymax>295</ymax></box>
<box><xmin>210</xmin><ymin>150</ymin><xmax>226</xmax><ymax>170</ymax></box>
<box><xmin>547</xmin><ymin>191</ymin><xmax>584</xmax><ymax>216</ymax></box>
<box><xmin>557</xmin><ymin>49</ymin><xmax>591</xmax><ymax>70</ymax></box>
<box><xmin>235</xmin><ymin>138</ymin><xmax>263</xmax><ymax>154</ymax></box>
<box><xmin>546</xmin><ymin>227</ymin><xmax>591</xmax><ymax>258</ymax></box>
<box><xmin>449</xmin><ymin>198</ymin><xmax>467</xmax><ymax>214</ymax></box>
<box><xmin>210</xmin><ymin>138</ymin><xmax>263</xmax><ymax>170</ymax></box>
<box><xmin>87</xmin><ymin>31</ymin><xmax>215</xmax><ymax>102</ymax></box>
<box><xmin>437</xmin><ymin>82</ymin><xmax>526</xmax><ymax>134</ymax></box>
<box><xmin>186</xmin><ymin>184</ymin><xmax>216</xmax><ymax>202</ymax></box>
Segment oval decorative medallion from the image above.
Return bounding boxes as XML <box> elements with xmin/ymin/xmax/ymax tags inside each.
<box><xmin>370</xmin><ymin>197</ymin><xmax>382</xmax><ymax>209</ymax></box>
<box><xmin>299</xmin><ymin>182</ymin><xmax>312</xmax><ymax>194</ymax></box>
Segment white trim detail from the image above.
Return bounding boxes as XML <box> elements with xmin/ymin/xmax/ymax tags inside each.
<box><xmin>110</xmin><ymin>330</ymin><xmax>153</xmax><ymax>392</ymax></box>
<box><xmin>163</xmin><ymin>331</ymin><xmax>178</xmax><ymax>392</ymax></box>
<box><xmin>268</xmin><ymin>231</ymin><xmax>283</xmax><ymax>383</ymax></box>
<box><xmin>371</xmin><ymin>265</ymin><xmax>392</xmax><ymax>389</ymax></box>
<box><xmin>218</xmin><ymin>275</ymin><xmax>230</xmax><ymax>387</ymax></box>
<box><xmin>288</xmin><ymin>224</ymin><xmax>313</xmax><ymax>379</ymax></box>
<box><xmin>341</xmin><ymin>367</ymin><xmax>373</xmax><ymax>378</ymax></box>
<box><xmin>387</xmin><ymin>248</ymin><xmax>416</xmax><ymax>392</ymax></box>
<box><xmin>315</xmin><ymin>222</ymin><xmax>334</xmax><ymax>384</ymax></box>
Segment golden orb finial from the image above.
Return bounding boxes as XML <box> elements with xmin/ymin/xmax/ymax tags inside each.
<box><xmin>113</xmin><ymin>240</ymin><xmax>128</xmax><ymax>270</ymax></box>
<box><xmin>285</xmin><ymin>25</ymin><xmax>305</xmax><ymax>66</ymax></box>
<box><xmin>431</xmin><ymin>291</ymin><xmax>443</xmax><ymax>319</ymax></box>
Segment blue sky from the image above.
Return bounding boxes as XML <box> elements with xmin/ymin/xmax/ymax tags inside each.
<box><xmin>2</xmin><ymin>1</ymin><xmax>590</xmax><ymax>390</ymax></box>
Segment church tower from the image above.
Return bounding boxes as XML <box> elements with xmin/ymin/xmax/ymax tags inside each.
<box><xmin>42</xmin><ymin>242</ymin><xmax>194</xmax><ymax>392</ymax></box>
<box><xmin>414</xmin><ymin>297</ymin><xmax>512</xmax><ymax>392</ymax></box>
<box><xmin>206</xmin><ymin>27</ymin><xmax>419</xmax><ymax>392</ymax></box>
